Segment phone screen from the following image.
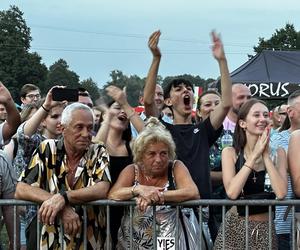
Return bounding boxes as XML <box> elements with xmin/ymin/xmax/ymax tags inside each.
<box><xmin>52</xmin><ymin>88</ymin><xmax>79</xmax><ymax>102</ymax></box>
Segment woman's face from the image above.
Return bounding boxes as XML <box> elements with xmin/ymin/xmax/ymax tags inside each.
<box><xmin>109</xmin><ymin>102</ymin><xmax>129</xmax><ymax>131</ymax></box>
<box><xmin>43</xmin><ymin>106</ymin><xmax>64</xmax><ymax>139</ymax></box>
<box><xmin>197</xmin><ymin>93</ymin><xmax>220</xmax><ymax>120</ymax></box>
<box><xmin>142</xmin><ymin>142</ymin><xmax>170</xmax><ymax>176</ymax></box>
<box><xmin>243</xmin><ymin>103</ymin><xmax>269</xmax><ymax>135</ymax></box>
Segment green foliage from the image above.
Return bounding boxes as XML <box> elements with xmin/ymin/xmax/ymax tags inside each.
<box><xmin>162</xmin><ymin>74</ymin><xmax>211</xmax><ymax>92</ymax></box>
<box><xmin>0</xmin><ymin>5</ymin><xmax>47</xmax><ymax>102</ymax></box>
<box><xmin>101</xmin><ymin>70</ymin><xmax>145</xmax><ymax>106</ymax></box>
<box><xmin>80</xmin><ymin>77</ymin><xmax>101</xmax><ymax>103</ymax></box>
<box><xmin>254</xmin><ymin>23</ymin><xmax>300</xmax><ymax>53</ymax></box>
<box><xmin>44</xmin><ymin>59</ymin><xmax>80</xmax><ymax>93</ymax></box>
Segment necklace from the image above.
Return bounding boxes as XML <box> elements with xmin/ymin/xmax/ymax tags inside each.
<box><xmin>252</xmin><ymin>171</ymin><xmax>257</xmax><ymax>183</ymax></box>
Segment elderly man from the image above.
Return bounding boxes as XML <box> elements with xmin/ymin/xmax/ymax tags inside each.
<box><xmin>15</xmin><ymin>102</ymin><xmax>111</xmax><ymax>249</ymax></box>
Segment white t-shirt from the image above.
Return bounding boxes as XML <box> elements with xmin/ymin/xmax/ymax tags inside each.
<box><xmin>222</xmin><ymin>116</ymin><xmax>236</xmax><ymax>133</ymax></box>
<box><xmin>0</xmin><ymin>123</ymin><xmax>4</xmax><ymax>148</ymax></box>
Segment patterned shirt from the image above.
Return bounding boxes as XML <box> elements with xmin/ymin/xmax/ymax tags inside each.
<box><xmin>14</xmin><ymin>122</ymin><xmax>44</xmax><ymax>177</ymax></box>
<box><xmin>14</xmin><ymin>122</ymin><xmax>45</xmax><ymax>229</ymax></box>
<box><xmin>19</xmin><ymin>138</ymin><xmax>111</xmax><ymax>250</ymax></box>
<box><xmin>270</xmin><ymin>130</ymin><xmax>294</xmax><ymax>235</ymax></box>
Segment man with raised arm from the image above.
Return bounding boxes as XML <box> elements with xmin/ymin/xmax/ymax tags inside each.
<box><xmin>144</xmin><ymin>30</ymin><xmax>232</xmax><ymax>200</ymax></box>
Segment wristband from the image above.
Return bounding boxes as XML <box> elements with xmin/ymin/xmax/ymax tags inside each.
<box><xmin>59</xmin><ymin>190</ymin><xmax>69</xmax><ymax>205</ymax></box>
<box><xmin>41</xmin><ymin>105</ymin><xmax>50</xmax><ymax>113</ymax></box>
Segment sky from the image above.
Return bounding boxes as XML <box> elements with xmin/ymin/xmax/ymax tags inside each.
<box><xmin>1</xmin><ymin>0</ymin><xmax>300</xmax><ymax>88</ymax></box>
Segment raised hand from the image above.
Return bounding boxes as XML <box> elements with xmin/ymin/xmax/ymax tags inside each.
<box><xmin>252</xmin><ymin>127</ymin><xmax>270</xmax><ymax>162</ymax></box>
<box><xmin>211</xmin><ymin>31</ymin><xmax>226</xmax><ymax>61</ymax></box>
<box><xmin>106</xmin><ymin>85</ymin><xmax>127</xmax><ymax>106</ymax></box>
<box><xmin>43</xmin><ymin>86</ymin><xmax>66</xmax><ymax>110</ymax></box>
<box><xmin>0</xmin><ymin>82</ymin><xmax>13</xmax><ymax>104</ymax></box>
<box><xmin>148</xmin><ymin>30</ymin><xmax>161</xmax><ymax>58</ymax></box>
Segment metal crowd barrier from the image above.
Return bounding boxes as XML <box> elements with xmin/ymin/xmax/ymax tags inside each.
<box><xmin>1</xmin><ymin>199</ymin><xmax>300</xmax><ymax>250</ymax></box>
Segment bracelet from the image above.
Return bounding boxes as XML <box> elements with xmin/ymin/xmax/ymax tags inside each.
<box><xmin>244</xmin><ymin>164</ymin><xmax>253</xmax><ymax>171</ymax></box>
<box><xmin>127</xmin><ymin>110</ymin><xmax>136</xmax><ymax>120</ymax></box>
<box><xmin>131</xmin><ymin>183</ymin><xmax>137</xmax><ymax>198</ymax></box>
<box><xmin>59</xmin><ymin>190</ymin><xmax>69</xmax><ymax>205</ymax></box>
<box><xmin>41</xmin><ymin>105</ymin><xmax>50</xmax><ymax>113</ymax></box>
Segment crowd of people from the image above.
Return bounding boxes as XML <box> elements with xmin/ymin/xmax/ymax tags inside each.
<box><xmin>0</xmin><ymin>30</ymin><xmax>298</xmax><ymax>250</ymax></box>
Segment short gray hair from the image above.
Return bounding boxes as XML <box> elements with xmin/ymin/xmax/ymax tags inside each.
<box><xmin>61</xmin><ymin>102</ymin><xmax>94</xmax><ymax>126</ymax></box>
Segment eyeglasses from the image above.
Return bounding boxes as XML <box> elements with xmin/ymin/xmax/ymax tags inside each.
<box><xmin>26</xmin><ymin>94</ymin><xmax>41</xmax><ymax>99</ymax></box>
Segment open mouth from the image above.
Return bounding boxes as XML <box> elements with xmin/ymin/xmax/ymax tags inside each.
<box><xmin>118</xmin><ymin>114</ymin><xmax>127</xmax><ymax>121</ymax></box>
<box><xmin>183</xmin><ymin>95</ymin><xmax>191</xmax><ymax>108</ymax></box>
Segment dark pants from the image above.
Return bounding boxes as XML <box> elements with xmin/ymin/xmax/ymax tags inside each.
<box><xmin>277</xmin><ymin>233</ymin><xmax>290</xmax><ymax>250</ymax></box>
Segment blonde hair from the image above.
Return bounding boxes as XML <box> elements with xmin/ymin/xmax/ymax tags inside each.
<box><xmin>131</xmin><ymin>117</ymin><xmax>176</xmax><ymax>163</ymax></box>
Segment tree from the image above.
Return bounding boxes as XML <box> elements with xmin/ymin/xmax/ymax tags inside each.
<box><xmin>80</xmin><ymin>78</ymin><xmax>101</xmax><ymax>103</ymax></box>
<box><xmin>44</xmin><ymin>59</ymin><xmax>80</xmax><ymax>93</ymax></box>
<box><xmin>254</xmin><ymin>23</ymin><xmax>300</xmax><ymax>53</ymax></box>
<box><xmin>101</xmin><ymin>70</ymin><xmax>145</xmax><ymax>106</ymax></box>
<box><xmin>162</xmin><ymin>74</ymin><xmax>213</xmax><ymax>92</ymax></box>
<box><xmin>0</xmin><ymin>5</ymin><xmax>47</xmax><ymax>102</ymax></box>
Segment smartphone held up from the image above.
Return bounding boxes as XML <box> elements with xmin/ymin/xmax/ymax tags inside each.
<box><xmin>52</xmin><ymin>88</ymin><xmax>79</xmax><ymax>102</ymax></box>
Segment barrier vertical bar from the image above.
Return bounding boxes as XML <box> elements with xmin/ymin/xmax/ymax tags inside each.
<box><xmin>245</xmin><ymin>205</ymin><xmax>249</xmax><ymax>250</ymax></box>
<box><xmin>175</xmin><ymin>206</ymin><xmax>179</xmax><ymax>250</ymax></box>
<box><xmin>13</xmin><ymin>205</ymin><xmax>16</xmax><ymax>250</ymax></box>
<box><xmin>153</xmin><ymin>205</ymin><xmax>157</xmax><ymax>250</ymax></box>
<box><xmin>37</xmin><ymin>205</ymin><xmax>40</xmax><ymax>250</ymax></box>
<box><xmin>199</xmin><ymin>206</ymin><xmax>203</xmax><ymax>250</ymax></box>
<box><xmin>83</xmin><ymin>206</ymin><xmax>87</xmax><ymax>250</ymax></box>
<box><xmin>222</xmin><ymin>205</ymin><xmax>225</xmax><ymax>250</ymax></box>
<box><xmin>106</xmin><ymin>205</ymin><xmax>111</xmax><ymax>250</ymax></box>
<box><xmin>292</xmin><ymin>206</ymin><xmax>296</xmax><ymax>250</ymax></box>
<box><xmin>130</xmin><ymin>205</ymin><xmax>133</xmax><ymax>250</ymax></box>
<box><xmin>59</xmin><ymin>219</ymin><xmax>64</xmax><ymax>250</ymax></box>
<box><xmin>268</xmin><ymin>205</ymin><xmax>272</xmax><ymax>250</ymax></box>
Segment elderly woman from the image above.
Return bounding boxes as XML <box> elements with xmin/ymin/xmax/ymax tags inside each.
<box><xmin>108</xmin><ymin>117</ymin><xmax>200</xmax><ymax>249</ymax></box>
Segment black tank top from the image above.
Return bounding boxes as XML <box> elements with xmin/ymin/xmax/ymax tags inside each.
<box><xmin>235</xmin><ymin>149</ymin><xmax>275</xmax><ymax>216</ymax></box>
<box><xmin>109</xmin><ymin>140</ymin><xmax>133</xmax><ymax>184</ymax></box>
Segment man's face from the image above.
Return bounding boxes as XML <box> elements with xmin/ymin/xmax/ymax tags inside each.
<box><xmin>92</xmin><ymin>109</ymin><xmax>102</xmax><ymax>125</ymax></box>
<box><xmin>288</xmin><ymin>98</ymin><xmax>300</xmax><ymax>127</ymax></box>
<box><xmin>154</xmin><ymin>85</ymin><xmax>164</xmax><ymax>111</ymax></box>
<box><xmin>21</xmin><ymin>90</ymin><xmax>41</xmax><ymax>105</ymax></box>
<box><xmin>232</xmin><ymin>85</ymin><xmax>251</xmax><ymax>114</ymax></box>
<box><xmin>278</xmin><ymin>104</ymin><xmax>288</xmax><ymax>124</ymax></box>
<box><xmin>62</xmin><ymin>109</ymin><xmax>94</xmax><ymax>152</ymax></box>
<box><xmin>0</xmin><ymin>104</ymin><xmax>7</xmax><ymax>121</ymax></box>
<box><xmin>78</xmin><ymin>95</ymin><xmax>93</xmax><ymax>108</ymax></box>
<box><xmin>166</xmin><ymin>83</ymin><xmax>194</xmax><ymax>118</ymax></box>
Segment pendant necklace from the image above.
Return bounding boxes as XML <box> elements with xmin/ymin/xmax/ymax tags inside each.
<box><xmin>252</xmin><ymin>171</ymin><xmax>257</xmax><ymax>183</ymax></box>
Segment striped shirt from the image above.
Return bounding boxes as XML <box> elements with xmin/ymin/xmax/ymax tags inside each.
<box><xmin>270</xmin><ymin>130</ymin><xmax>294</xmax><ymax>234</ymax></box>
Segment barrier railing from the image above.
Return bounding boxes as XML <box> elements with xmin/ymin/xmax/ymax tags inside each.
<box><xmin>0</xmin><ymin>199</ymin><xmax>299</xmax><ymax>250</ymax></box>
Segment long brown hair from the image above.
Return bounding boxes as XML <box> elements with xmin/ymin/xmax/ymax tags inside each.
<box><xmin>233</xmin><ymin>98</ymin><xmax>268</xmax><ymax>154</ymax></box>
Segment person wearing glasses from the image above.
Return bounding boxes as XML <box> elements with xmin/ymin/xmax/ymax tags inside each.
<box><xmin>20</xmin><ymin>84</ymin><xmax>41</xmax><ymax>107</ymax></box>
